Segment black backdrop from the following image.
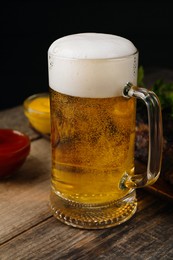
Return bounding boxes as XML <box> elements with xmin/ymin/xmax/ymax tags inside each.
<box><xmin>2</xmin><ymin>1</ymin><xmax>173</xmax><ymax>110</ymax></box>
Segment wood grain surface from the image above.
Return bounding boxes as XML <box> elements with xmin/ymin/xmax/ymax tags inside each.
<box><xmin>0</xmin><ymin>69</ymin><xmax>173</xmax><ymax>260</ymax></box>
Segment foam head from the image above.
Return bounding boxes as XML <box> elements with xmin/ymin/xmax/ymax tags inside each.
<box><xmin>48</xmin><ymin>33</ymin><xmax>138</xmax><ymax>98</ymax></box>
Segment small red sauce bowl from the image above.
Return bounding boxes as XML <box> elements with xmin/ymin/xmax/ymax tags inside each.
<box><xmin>0</xmin><ymin>129</ymin><xmax>30</xmax><ymax>178</ymax></box>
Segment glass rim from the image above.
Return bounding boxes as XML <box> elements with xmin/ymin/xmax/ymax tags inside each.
<box><xmin>48</xmin><ymin>49</ymin><xmax>139</xmax><ymax>61</ymax></box>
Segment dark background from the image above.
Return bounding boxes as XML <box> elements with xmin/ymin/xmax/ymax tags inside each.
<box><xmin>1</xmin><ymin>1</ymin><xmax>173</xmax><ymax>110</ymax></box>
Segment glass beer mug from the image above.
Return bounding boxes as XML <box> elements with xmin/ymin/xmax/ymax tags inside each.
<box><xmin>48</xmin><ymin>33</ymin><xmax>162</xmax><ymax>229</ymax></box>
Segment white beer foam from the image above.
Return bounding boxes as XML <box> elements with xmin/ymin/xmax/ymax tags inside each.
<box><xmin>48</xmin><ymin>33</ymin><xmax>138</xmax><ymax>98</ymax></box>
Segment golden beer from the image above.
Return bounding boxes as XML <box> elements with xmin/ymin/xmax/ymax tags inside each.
<box><xmin>48</xmin><ymin>33</ymin><xmax>142</xmax><ymax>229</ymax></box>
<box><xmin>48</xmin><ymin>33</ymin><xmax>162</xmax><ymax>229</ymax></box>
<box><xmin>50</xmin><ymin>88</ymin><xmax>136</xmax><ymax>205</ymax></box>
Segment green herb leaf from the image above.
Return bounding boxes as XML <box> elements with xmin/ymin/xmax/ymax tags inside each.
<box><xmin>152</xmin><ymin>80</ymin><xmax>173</xmax><ymax>117</ymax></box>
<box><xmin>137</xmin><ymin>66</ymin><xmax>145</xmax><ymax>87</ymax></box>
<box><xmin>137</xmin><ymin>66</ymin><xmax>173</xmax><ymax>118</ymax></box>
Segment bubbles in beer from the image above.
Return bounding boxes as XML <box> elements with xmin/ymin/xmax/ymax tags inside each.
<box><xmin>50</xmin><ymin>89</ymin><xmax>136</xmax><ymax>204</ymax></box>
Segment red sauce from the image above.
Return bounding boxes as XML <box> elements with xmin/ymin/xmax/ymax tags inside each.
<box><xmin>0</xmin><ymin>129</ymin><xmax>30</xmax><ymax>177</ymax></box>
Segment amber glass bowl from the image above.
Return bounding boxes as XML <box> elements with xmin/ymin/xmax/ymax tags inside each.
<box><xmin>24</xmin><ymin>93</ymin><xmax>51</xmax><ymax>135</ymax></box>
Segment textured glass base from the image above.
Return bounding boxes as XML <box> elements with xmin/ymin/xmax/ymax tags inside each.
<box><xmin>50</xmin><ymin>190</ymin><xmax>137</xmax><ymax>229</ymax></box>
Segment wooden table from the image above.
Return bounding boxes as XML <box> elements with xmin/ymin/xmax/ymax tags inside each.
<box><xmin>0</xmin><ymin>69</ymin><xmax>173</xmax><ymax>259</ymax></box>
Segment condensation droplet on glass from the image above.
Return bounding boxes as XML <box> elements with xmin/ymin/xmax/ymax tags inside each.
<box><xmin>133</xmin><ymin>56</ymin><xmax>137</xmax><ymax>76</ymax></box>
<box><xmin>49</xmin><ymin>55</ymin><xmax>54</xmax><ymax>69</ymax></box>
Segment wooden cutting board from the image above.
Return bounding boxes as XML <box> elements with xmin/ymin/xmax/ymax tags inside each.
<box><xmin>135</xmin><ymin>160</ymin><xmax>173</xmax><ymax>202</ymax></box>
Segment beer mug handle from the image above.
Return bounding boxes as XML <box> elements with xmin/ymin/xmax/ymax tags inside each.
<box><xmin>123</xmin><ymin>82</ymin><xmax>163</xmax><ymax>188</ymax></box>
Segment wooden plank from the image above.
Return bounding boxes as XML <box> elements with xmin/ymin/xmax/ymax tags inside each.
<box><xmin>0</xmin><ymin>106</ymin><xmax>40</xmax><ymax>140</ymax></box>
<box><xmin>0</xmin><ymin>138</ymin><xmax>52</xmax><ymax>244</ymax></box>
<box><xmin>0</xmin><ymin>194</ymin><xmax>172</xmax><ymax>260</ymax></box>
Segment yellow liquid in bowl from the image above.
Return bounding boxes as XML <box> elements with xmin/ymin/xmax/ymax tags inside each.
<box><xmin>24</xmin><ymin>95</ymin><xmax>51</xmax><ymax>134</ymax></box>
